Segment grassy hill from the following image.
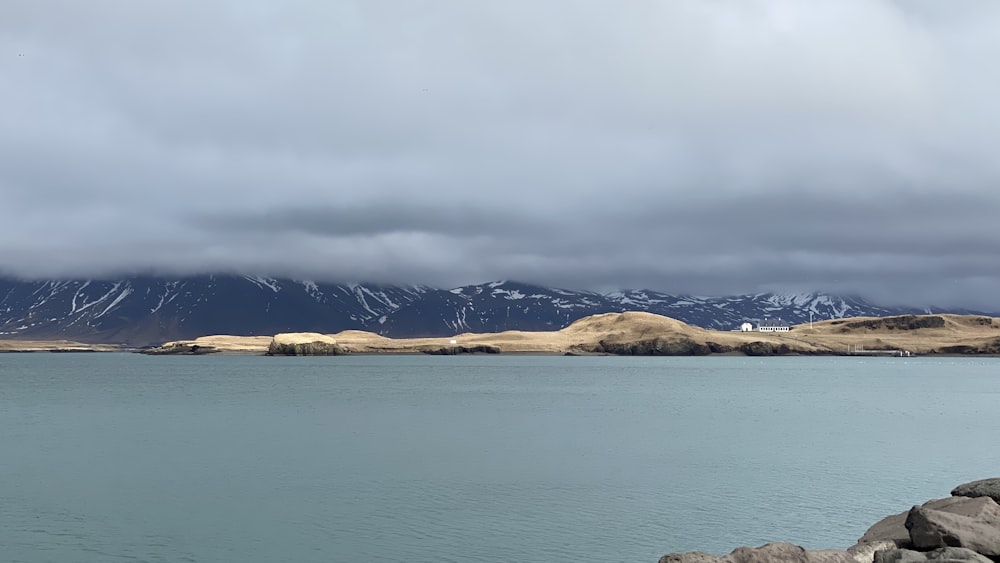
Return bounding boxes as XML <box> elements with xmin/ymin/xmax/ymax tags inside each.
<box><xmin>142</xmin><ymin>312</ymin><xmax>1000</xmax><ymax>356</ymax></box>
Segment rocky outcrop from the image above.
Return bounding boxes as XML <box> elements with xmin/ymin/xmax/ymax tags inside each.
<box><xmin>839</xmin><ymin>316</ymin><xmax>947</xmax><ymax>331</ymax></box>
<box><xmin>595</xmin><ymin>337</ymin><xmax>714</xmax><ymax>356</ymax></box>
<box><xmin>951</xmin><ymin>478</ymin><xmax>1000</xmax><ymax>504</ymax></box>
<box><xmin>905</xmin><ymin>498</ymin><xmax>1000</xmax><ymax>556</ymax></box>
<box><xmin>659</xmin><ymin>542</ymin><xmax>855</xmax><ymax>563</ymax></box>
<box><xmin>421</xmin><ymin>344</ymin><xmax>501</xmax><ymax>355</ymax></box>
<box><xmin>661</xmin><ymin>482</ymin><xmax>1000</xmax><ymax>563</ymax></box>
<box><xmin>941</xmin><ymin>339</ymin><xmax>1000</xmax><ymax>354</ymax></box>
<box><xmin>266</xmin><ymin>333</ymin><xmax>344</xmax><ymax>356</ymax></box>
<box><xmin>858</xmin><ymin>497</ymin><xmax>990</xmax><ymax>548</ymax></box>
<box><xmin>141</xmin><ymin>343</ymin><xmax>219</xmax><ymax>355</ymax></box>
<box><xmin>874</xmin><ymin>547</ymin><xmax>992</xmax><ymax>563</ymax></box>
<box><xmin>739</xmin><ymin>341</ymin><xmax>792</xmax><ymax>356</ymax></box>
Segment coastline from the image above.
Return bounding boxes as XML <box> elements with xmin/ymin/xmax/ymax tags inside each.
<box><xmin>5</xmin><ymin>312</ymin><xmax>999</xmax><ymax>356</ymax></box>
<box><xmin>135</xmin><ymin>312</ymin><xmax>1000</xmax><ymax>357</ymax></box>
<box><xmin>0</xmin><ymin>340</ymin><xmax>121</xmax><ymax>353</ymax></box>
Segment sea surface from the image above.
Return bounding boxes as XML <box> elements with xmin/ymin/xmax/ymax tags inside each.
<box><xmin>1</xmin><ymin>354</ymin><xmax>999</xmax><ymax>563</ymax></box>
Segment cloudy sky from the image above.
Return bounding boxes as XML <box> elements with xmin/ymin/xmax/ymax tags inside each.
<box><xmin>2</xmin><ymin>1</ymin><xmax>1000</xmax><ymax>307</ymax></box>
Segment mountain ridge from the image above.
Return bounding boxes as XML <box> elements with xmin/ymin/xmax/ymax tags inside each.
<box><xmin>0</xmin><ymin>275</ymin><xmax>990</xmax><ymax>346</ymax></box>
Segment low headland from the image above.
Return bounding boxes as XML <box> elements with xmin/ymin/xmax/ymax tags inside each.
<box><xmin>661</xmin><ymin>477</ymin><xmax>1000</xmax><ymax>563</ymax></box>
<box><xmin>140</xmin><ymin>312</ymin><xmax>1000</xmax><ymax>356</ymax></box>
<box><xmin>0</xmin><ymin>339</ymin><xmax>120</xmax><ymax>353</ymax></box>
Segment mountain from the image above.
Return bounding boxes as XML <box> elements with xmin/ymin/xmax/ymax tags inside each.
<box><xmin>378</xmin><ymin>281</ymin><xmax>619</xmax><ymax>337</ymax></box>
<box><xmin>0</xmin><ymin>276</ymin><xmax>428</xmax><ymax>345</ymax></box>
<box><xmin>0</xmin><ymin>276</ymin><xmax>989</xmax><ymax>345</ymax></box>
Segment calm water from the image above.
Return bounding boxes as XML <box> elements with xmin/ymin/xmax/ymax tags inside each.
<box><xmin>2</xmin><ymin>354</ymin><xmax>999</xmax><ymax>563</ymax></box>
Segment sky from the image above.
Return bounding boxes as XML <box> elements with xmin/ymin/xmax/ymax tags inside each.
<box><xmin>2</xmin><ymin>1</ymin><xmax>1000</xmax><ymax>308</ymax></box>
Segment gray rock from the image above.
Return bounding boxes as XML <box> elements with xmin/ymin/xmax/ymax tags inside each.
<box><xmin>951</xmin><ymin>478</ymin><xmax>1000</xmax><ymax>504</ymax></box>
<box><xmin>858</xmin><ymin>497</ymin><xmax>992</xmax><ymax>547</ymax></box>
<box><xmin>659</xmin><ymin>543</ymin><xmax>855</xmax><ymax>563</ymax></box>
<box><xmin>905</xmin><ymin>497</ymin><xmax>1000</xmax><ymax>556</ymax></box>
<box><xmin>660</xmin><ymin>551</ymin><xmax>723</xmax><ymax>563</ymax></box>
<box><xmin>848</xmin><ymin>541</ymin><xmax>898</xmax><ymax>563</ymax></box>
<box><xmin>874</xmin><ymin>547</ymin><xmax>992</xmax><ymax>563</ymax></box>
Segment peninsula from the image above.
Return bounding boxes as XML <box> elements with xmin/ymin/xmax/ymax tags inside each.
<box><xmin>142</xmin><ymin>312</ymin><xmax>1000</xmax><ymax>356</ymax></box>
<box><xmin>0</xmin><ymin>339</ymin><xmax>120</xmax><ymax>353</ymax></box>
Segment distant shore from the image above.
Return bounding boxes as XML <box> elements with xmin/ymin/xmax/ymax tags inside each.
<box><xmin>0</xmin><ymin>340</ymin><xmax>121</xmax><ymax>353</ymax></box>
<box><xmin>135</xmin><ymin>312</ymin><xmax>1000</xmax><ymax>357</ymax></box>
<box><xmin>5</xmin><ymin>312</ymin><xmax>999</xmax><ymax>356</ymax></box>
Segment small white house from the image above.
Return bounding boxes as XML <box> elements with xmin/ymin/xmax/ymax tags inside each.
<box><xmin>740</xmin><ymin>322</ymin><xmax>754</xmax><ymax>332</ymax></box>
<box><xmin>757</xmin><ymin>320</ymin><xmax>790</xmax><ymax>332</ymax></box>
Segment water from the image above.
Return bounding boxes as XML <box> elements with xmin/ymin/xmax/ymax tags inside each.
<box><xmin>2</xmin><ymin>354</ymin><xmax>999</xmax><ymax>563</ymax></box>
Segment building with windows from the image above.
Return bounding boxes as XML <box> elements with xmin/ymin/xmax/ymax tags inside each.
<box><xmin>757</xmin><ymin>320</ymin><xmax>790</xmax><ymax>332</ymax></box>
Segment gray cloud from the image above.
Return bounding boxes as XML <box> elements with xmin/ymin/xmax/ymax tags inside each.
<box><xmin>2</xmin><ymin>0</ymin><xmax>1000</xmax><ymax>308</ymax></box>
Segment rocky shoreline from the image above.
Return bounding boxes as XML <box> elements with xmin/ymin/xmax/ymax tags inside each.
<box><xmin>660</xmin><ymin>478</ymin><xmax>1000</xmax><ymax>563</ymax></box>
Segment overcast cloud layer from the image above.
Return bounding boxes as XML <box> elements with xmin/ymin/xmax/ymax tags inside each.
<box><xmin>3</xmin><ymin>1</ymin><xmax>1000</xmax><ymax>307</ymax></box>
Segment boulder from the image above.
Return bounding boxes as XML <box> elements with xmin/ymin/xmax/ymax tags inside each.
<box><xmin>951</xmin><ymin>478</ymin><xmax>1000</xmax><ymax>504</ymax></box>
<box><xmin>858</xmin><ymin>497</ymin><xmax>993</xmax><ymax>548</ymax></box>
<box><xmin>905</xmin><ymin>497</ymin><xmax>1000</xmax><ymax>556</ymax></box>
<box><xmin>660</xmin><ymin>543</ymin><xmax>855</xmax><ymax>563</ymax></box>
<box><xmin>874</xmin><ymin>548</ymin><xmax>992</xmax><ymax>563</ymax></box>
<box><xmin>848</xmin><ymin>541</ymin><xmax>898</xmax><ymax>563</ymax></box>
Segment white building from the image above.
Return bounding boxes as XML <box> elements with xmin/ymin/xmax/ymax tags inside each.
<box><xmin>740</xmin><ymin>322</ymin><xmax>754</xmax><ymax>332</ymax></box>
<box><xmin>757</xmin><ymin>320</ymin><xmax>790</xmax><ymax>332</ymax></box>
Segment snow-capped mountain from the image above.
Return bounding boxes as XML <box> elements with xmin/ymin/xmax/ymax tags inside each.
<box><xmin>603</xmin><ymin>290</ymin><xmax>911</xmax><ymax>330</ymax></box>
<box><xmin>379</xmin><ymin>281</ymin><xmax>618</xmax><ymax>337</ymax></box>
<box><xmin>0</xmin><ymin>276</ymin><xmax>988</xmax><ymax>345</ymax></box>
<box><xmin>0</xmin><ymin>276</ymin><xmax>429</xmax><ymax>345</ymax></box>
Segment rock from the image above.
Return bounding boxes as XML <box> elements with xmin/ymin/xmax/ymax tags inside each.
<box><xmin>660</xmin><ymin>551</ymin><xmax>722</xmax><ymax>563</ymax></box>
<box><xmin>599</xmin><ymin>337</ymin><xmax>712</xmax><ymax>356</ymax></box>
<box><xmin>848</xmin><ymin>541</ymin><xmax>898</xmax><ymax>563</ymax></box>
<box><xmin>140</xmin><ymin>343</ymin><xmax>219</xmax><ymax>355</ymax></box>
<box><xmin>874</xmin><ymin>548</ymin><xmax>992</xmax><ymax>563</ymax></box>
<box><xmin>267</xmin><ymin>333</ymin><xmax>344</xmax><ymax>356</ymax></box>
<box><xmin>660</xmin><ymin>543</ymin><xmax>855</xmax><ymax>563</ymax></box>
<box><xmin>421</xmin><ymin>345</ymin><xmax>501</xmax><ymax>355</ymax></box>
<box><xmin>905</xmin><ymin>497</ymin><xmax>1000</xmax><ymax>556</ymax></box>
<box><xmin>951</xmin><ymin>479</ymin><xmax>1000</xmax><ymax>504</ymax></box>
<box><xmin>739</xmin><ymin>341</ymin><xmax>792</xmax><ymax>356</ymax></box>
<box><xmin>706</xmin><ymin>341</ymin><xmax>734</xmax><ymax>353</ymax></box>
<box><xmin>858</xmin><ymin>497</ymin><xmax>992</xmax><ymax>548</ymax></box>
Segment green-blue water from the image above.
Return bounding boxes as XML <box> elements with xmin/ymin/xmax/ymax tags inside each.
<box><xmin>2</xmin><ymin>354</ymin><xmax>999</xmax><ymax>563</ymax></box>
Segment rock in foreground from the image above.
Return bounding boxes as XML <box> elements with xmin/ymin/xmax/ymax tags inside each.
<box><xmin>875</xmin><ymin>547</ymin><xmax>992</xmax><ymax>563</ymax></box>
<box><xmin>905</xmin><ymin>497</ymin><xmax>1000</xmax><ymax>556</ymax></box>
<box><xmin>660</xmin><ymin>481</ymin><xmax>1000</xmax><ymax>563</ymax></box>
<box><xmin>659</xmin><ymin>542</ymin><xmax>854</xmax><ymax>563</ymax></box>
